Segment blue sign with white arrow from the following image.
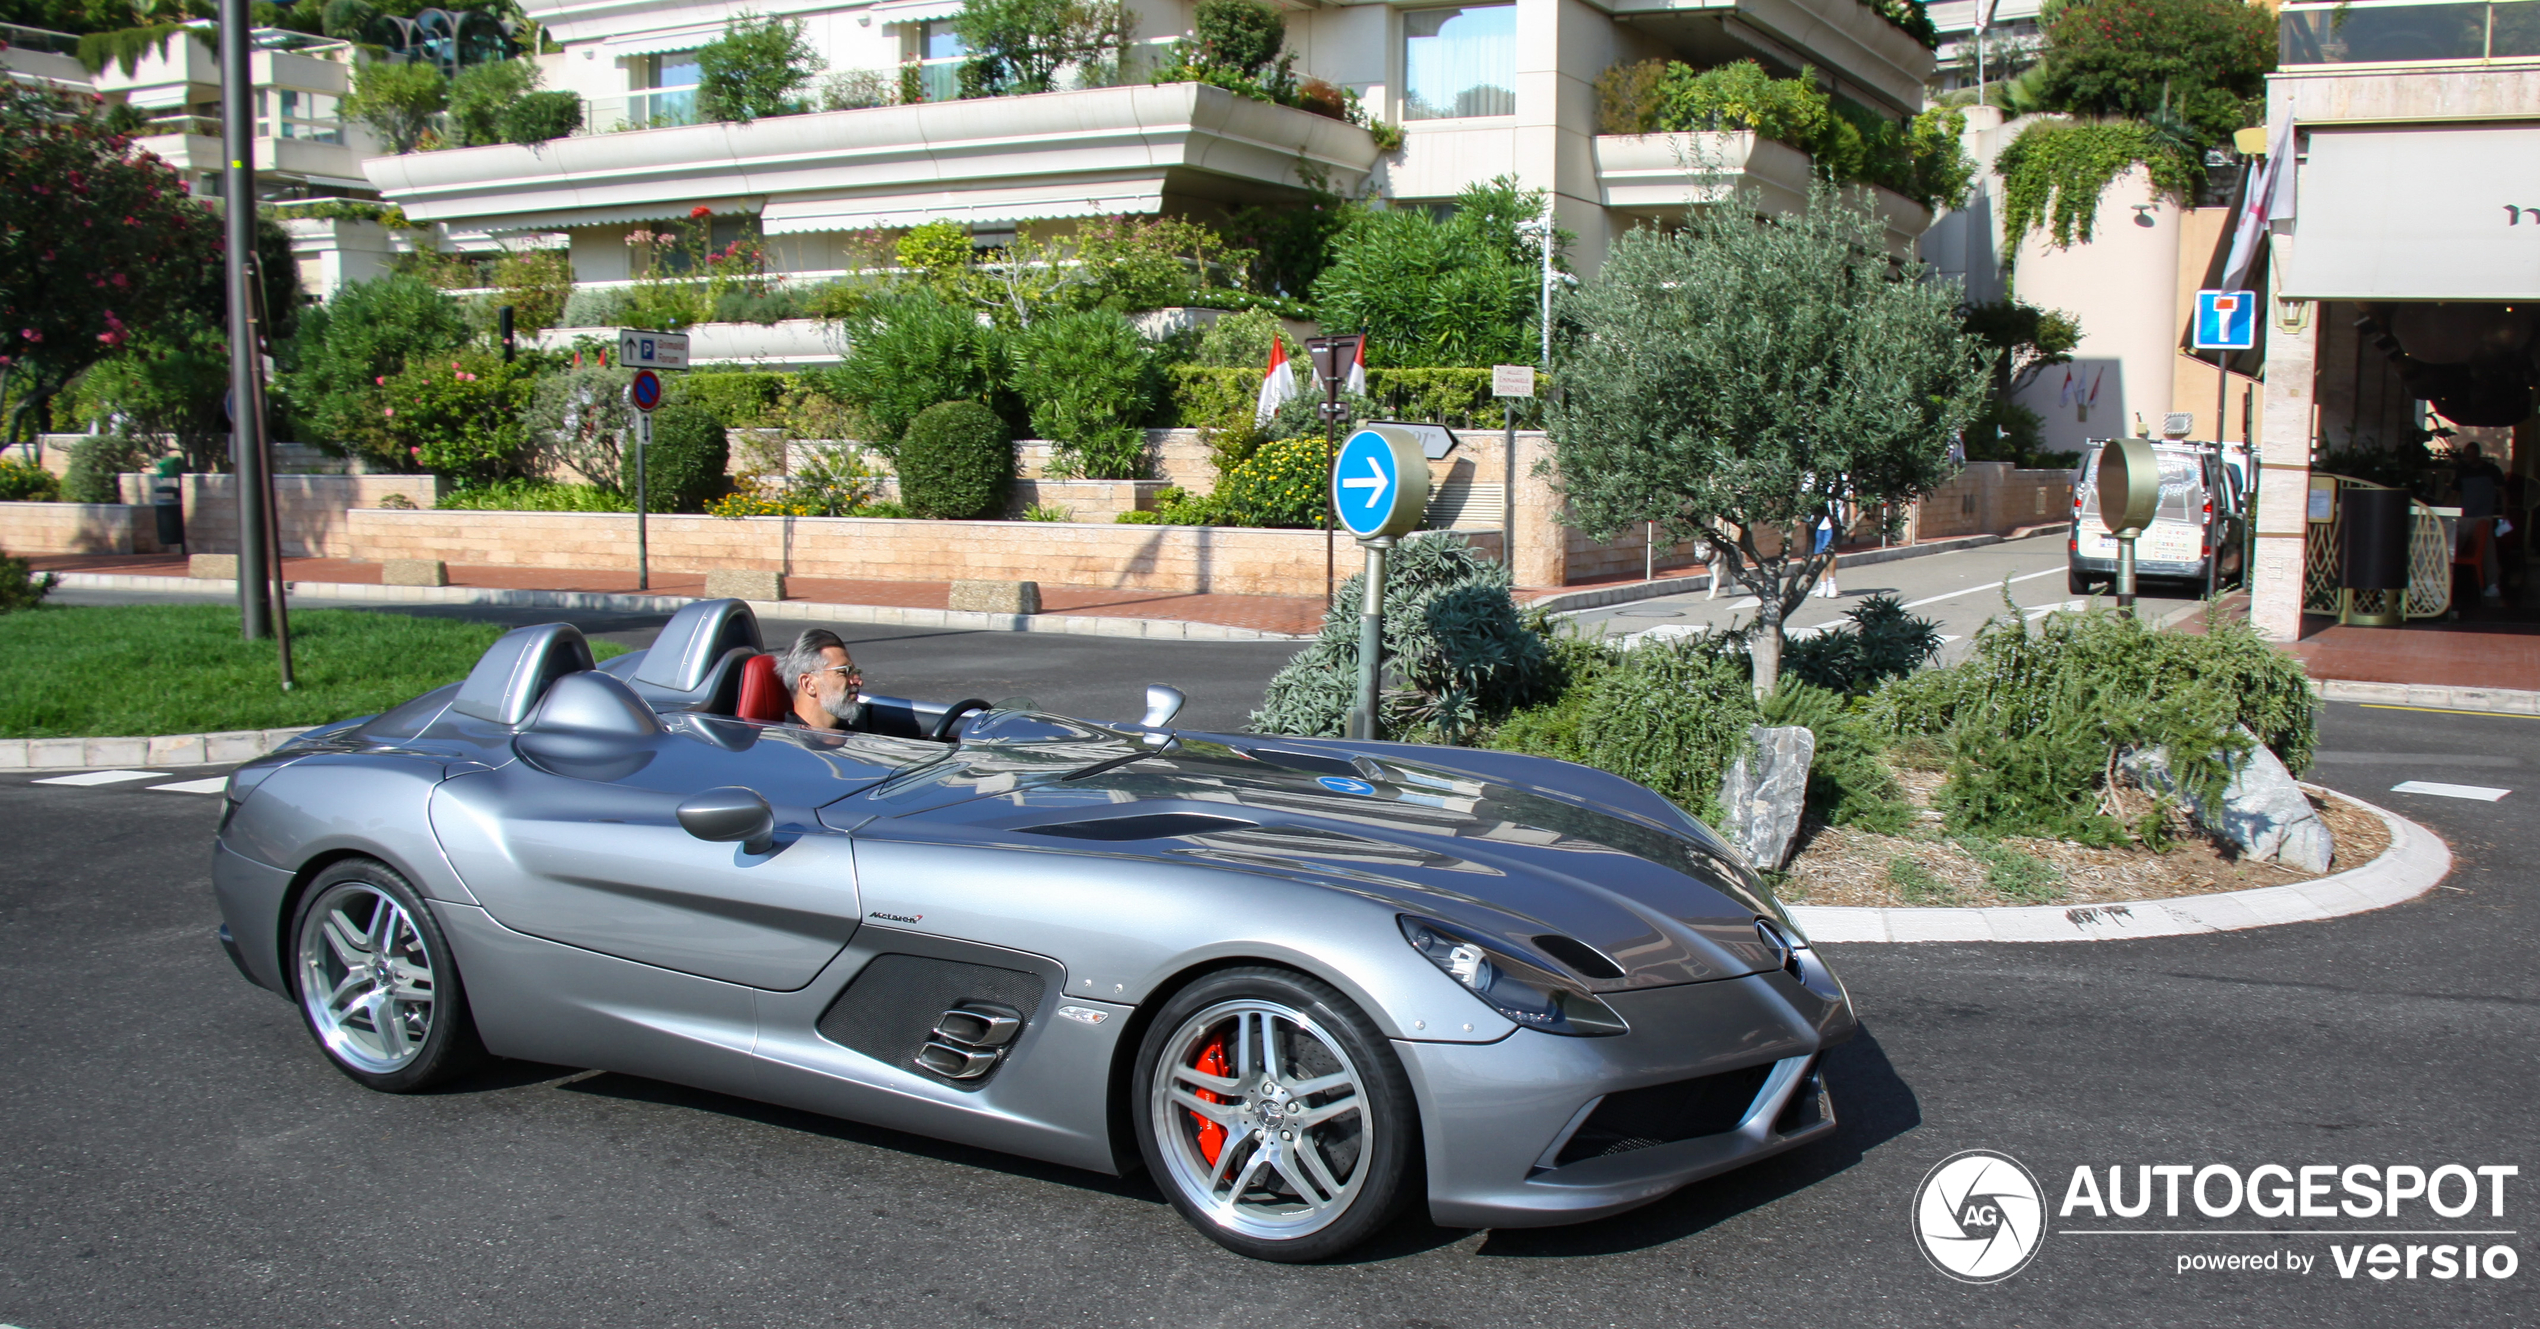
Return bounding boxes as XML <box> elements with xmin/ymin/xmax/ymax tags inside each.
<box><xmin>1333</xmin><ymin>426</ymin><xmax>1431</xmax><ymax>539</ymax></box>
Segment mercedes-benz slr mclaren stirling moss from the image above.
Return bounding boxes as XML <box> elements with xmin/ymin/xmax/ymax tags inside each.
<box><xmin>212</xmin><ymin>598</ymin><xmax>1854</xmax><ymax>1261</ymax></box>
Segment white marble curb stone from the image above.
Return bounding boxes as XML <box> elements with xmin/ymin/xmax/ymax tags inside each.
<box><xmin>1787</xmin><ymin>785</ymin><xmax>2448</xmax><ymax>944</ymax></box>
<box><xmin>0</xmin><ymin>727</ymin><xmax>315</xmax><ymax>771</ymax></box>
<box><xmin>48</xmin><ymin>573</ymin><xmax>1313</xmax><ymax>641</ymax></box>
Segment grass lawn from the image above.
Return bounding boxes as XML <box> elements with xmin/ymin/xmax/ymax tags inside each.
<box><xmin>0</xmin><ymin>604</ymin><xmax>625</xmax><ymax>739</ymax></box>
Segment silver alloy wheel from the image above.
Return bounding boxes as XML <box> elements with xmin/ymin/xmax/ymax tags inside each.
<box><xmin>295</xmin><ymin>880</ymin><xmax>438</xmax><ymax>1075</ymax></box>
<box><xmin>1150</xmin><ymin>998</ymin><xmax>1368</xmax><ymax>1241</ymax></box>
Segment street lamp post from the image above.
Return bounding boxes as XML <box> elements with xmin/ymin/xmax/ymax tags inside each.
<box><xmin>220</xmin><ymin>0</ymin><xmax>273</xmax><ymax>645</ymax></box>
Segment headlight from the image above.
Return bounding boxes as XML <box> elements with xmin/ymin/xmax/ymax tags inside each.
<box><xmin>1399</xmin><ymin>917</ymin><xmax>1628</xmax><ymax>1037</ymax></box>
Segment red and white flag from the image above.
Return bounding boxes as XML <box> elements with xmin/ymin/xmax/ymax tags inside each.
<box><xmin>2057</xmin><ymin>368</ymin><xmax>2076</xmax><ymax>407</ymax></box>
<box><xmin>1343</xmin><ymin>337</ymin><xmax>1367</xmax><ymax>397</ymax></box>
<box><xmin>2087</xmin><ymin>367</ymin><xmax>2104</xmax><ymax>407</ymax></box>
<box><xmin>1254</xmin><ymin>337</ymin><xmax>1298</xmax><ymax>427</ymax></box>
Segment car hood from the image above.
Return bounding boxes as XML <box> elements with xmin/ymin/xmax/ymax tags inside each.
<box><xmin>850</xmin><ymin>730</ymin><xmax>1793</xmax><ymax>988</ymax></box>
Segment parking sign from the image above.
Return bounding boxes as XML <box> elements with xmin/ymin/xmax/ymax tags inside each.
<box><xmin>2192</xmin><ymin>290</ymin><xmax>2258</xmax><ymax>351</ymax></box>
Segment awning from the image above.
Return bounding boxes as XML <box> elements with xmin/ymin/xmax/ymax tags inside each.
<box><xmin>436</xmin><ymin>198</ymin><xmax>763</xmax><ymax>234</ymax></box>
<box><xmin>602</xmin><ymin>24</ymin><xmax>729</xmax><ymax>56</ymax></box>
<box><xmin>2279</xmin><ymin>123</ymin><xmax>2540</xmax><ymax>301</ymax></box>
<box><xmin>761</xmin><ymin>181</ymin><xmax>1166</xmax><ymax>234</ymax></box>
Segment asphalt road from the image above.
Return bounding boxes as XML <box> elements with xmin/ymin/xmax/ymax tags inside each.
<box><xmin>1</xmin><ymin>697</ymin><xmax>2530</xmax><ymax>1321</ymax></box>
<box><xmin>1562</xmin><ymin>532</ymin><xmax>2209</xmax><ymax>660</ymax></box>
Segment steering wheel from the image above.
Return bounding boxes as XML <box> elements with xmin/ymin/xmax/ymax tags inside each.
<box><xmin>930</xmin><ymin>698</ymin><xmax>995</xmax><ymax>741</ymax></box>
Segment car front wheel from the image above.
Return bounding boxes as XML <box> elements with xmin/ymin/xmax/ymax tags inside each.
<box><xmin>289</xmin><ymin>857</ymin><xmax>484</xmax><ymax>1092</ymax></box>
<box><xmin>1133</xmin><ymin>966</ymin><xmax>1417</xmax><ymax>1262</ymax></box>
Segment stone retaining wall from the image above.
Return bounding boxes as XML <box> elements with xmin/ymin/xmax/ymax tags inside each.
<box><xmin>1916</xmin><ymin>462</ymin><xmax>2075</xmax><ymax>541</ymax></box>
<box><xmin>110</xmin><ymin>473</ymin><xmax>442</xmax><ymax>557</ymax></box>
<box><xmin>0</xmin><ymin>501</ymin><xmax>160</xmax><ymax>555</ymax></box>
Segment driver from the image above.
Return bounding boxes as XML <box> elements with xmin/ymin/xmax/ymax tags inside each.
<box><xmin>778</xmin><ymin>629</ymin><xmax>864</xmax><ymax>731</ymax></box>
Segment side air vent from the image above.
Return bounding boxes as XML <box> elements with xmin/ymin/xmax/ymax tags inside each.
<box><xmin>1532</xmin><ymin>934</ymin><xmax>1626</xmax><ymax>981</ymax></box>
<box><xmin>1553</xmin><ymin>1062</ymin><xmax>1778</xmax><ymax>1166</ymax></box>
<box><xmin>1021</xmin><ymin>813</ymin><xmax>1257</xmax><ymax>841</ymax></box>
<box><xmin>818</xmin><ymin>955</ymin><xmax>1045</xmax><ymax>1091</ymax></box>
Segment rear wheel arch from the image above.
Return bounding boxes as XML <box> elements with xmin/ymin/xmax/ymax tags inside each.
<box><xmin>276</xmin><ymin>847</ymin><xmax>444</xmax><ymax>996</ymax></box>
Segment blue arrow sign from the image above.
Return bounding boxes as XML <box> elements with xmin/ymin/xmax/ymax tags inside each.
<box><xmin>2192</xmin><ymin>289</ymin><xmax>2258</xmax><ymax>351</ymax></box>
<box><xmin>1334</xmin><ymin>429</ymin><xmax>1401</xmax><ymax>538</ymax></box>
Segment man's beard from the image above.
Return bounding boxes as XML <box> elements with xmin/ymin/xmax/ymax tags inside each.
<box><xmin>820</xmin><ymin>689</ymin><xmax>864</xmax><ymax>726</ymax></box>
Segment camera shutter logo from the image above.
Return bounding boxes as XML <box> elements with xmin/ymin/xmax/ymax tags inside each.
<box><xmin>1914</xmin><ymin>1150</ymin><xmax>2047</xmax><ymax>1282</ymax></box>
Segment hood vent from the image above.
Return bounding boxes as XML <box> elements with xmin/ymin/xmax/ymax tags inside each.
<box><xmin>1022</xmin><ymin>813</ymin><xmax>1258</xmax><ymax>841</ymax></box>
<box><xmin>1242</xmin><ymin>748</ymin><xmax>1366</xmax><ymax>779</ymax></box>
<box><xmin>1532</xmin><ymin>934</ymin><xmax>1626</xmax><ymax>980</ymax></box>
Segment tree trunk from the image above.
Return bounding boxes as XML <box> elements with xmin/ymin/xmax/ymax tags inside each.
<box><xmin>1751</xmin><ymin>589</ymin><xmax>1784</xmax><ymax>698</ymax></box>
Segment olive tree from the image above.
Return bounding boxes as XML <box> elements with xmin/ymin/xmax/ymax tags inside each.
<box><xmin>1548</xmin><ymin>183</ymin><xmax>1991</xmax><ymax>694</ymax></box>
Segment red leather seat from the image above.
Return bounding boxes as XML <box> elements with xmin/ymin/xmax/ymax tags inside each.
<box><xmin>733</xmin><ymin>653</ymin><xmax>788</xmax><ymax>723</ymax></box>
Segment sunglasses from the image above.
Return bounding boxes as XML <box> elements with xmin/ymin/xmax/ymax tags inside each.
<box><xmin>817</xmin><ymin>664</ymin><xmax>863</xmax><ymax>681</ymax></box>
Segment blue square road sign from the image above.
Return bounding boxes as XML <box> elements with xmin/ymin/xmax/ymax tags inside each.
<box><xmin>2193</xmin><ymin>289</ymin><xmax>2258</xmax><ymax>351</ymax></box>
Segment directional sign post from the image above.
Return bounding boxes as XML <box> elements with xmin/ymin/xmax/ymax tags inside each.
<box><xmin>628</xmin><ymin>368</ymin><xmax>663</xmax><ymax>591</ymax></box>
<box><xmin>2191</xmin><ymin>290</ymin><xmax>2256</xmax><ymax>604</ymax></box>
<box><xmin>1334</xmin><ymin>426</ymin><xmax>1432</xmax><ymax>740</ymax></box>
<box><xmin>1492</xmin><ymin>365</ymin><xmax>1534</xmax><ymax>572</ymax></box>
<box><xmin>619</xmin><ymin>328</ymin><xmax>691</xmax><ymax>370</ymax></box>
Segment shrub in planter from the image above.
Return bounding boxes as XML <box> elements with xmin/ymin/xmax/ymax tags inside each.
<box><xmin>0</xmin><ymin>458</ymin><xmax>61</xmax><ymax>502</ymax></box>
<box><xmin>63</xmin><ymin>433</ymin><xmax>155</xmax><ymax>504</ymax></box>
<box><xmin>1780</xmin><ymin>593</ymin><xmax>1943</xmax><ymax>697</ymax></box>
<box><xmin>1211</xmin><ymin>435</ymin><xmax>1329</xmax><ymax>528</ymax></box>
<box><xmin>896</xmin><ymin>401</ymin><xmax>1011</xmax><ymax>519</ymax></box>
<box><xmin>1252</xmin><ymin>535</ymin><xmax>1546</xmax><ymax>742</ymax></box>
<box><xmin>380</xmin><ymin>352</ymin><xmax>536</xmax><ymax>482</ymax></box>
<box><xmin>1490</xmin><ymin>631</ymin><xmax>1757</xmax><ymax>824</ymax></box>
<box><xmin>1009</xmin><ymin>309</ymin><xmax>1160</xmax><ymax>478</ymax></box>
<box><xmin>640</xmin><ymin>404</ymin><xmax>731</xmax><ymax>513</ymax></box>
<box><xmin>821</xmin><ymin>291</ymin><xmax>1010</xmax><ymax>453</ymax></box>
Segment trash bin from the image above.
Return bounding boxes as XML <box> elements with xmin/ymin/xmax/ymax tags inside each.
<box><xmin>2339</xmin><ymin>487</ymin><xmax>2410</xmax><ymax>626</ymax></box>
<box><xmin>153</xmin><ymin>479</ymin><xmax>185</xmax><ymax>553</ymax></box>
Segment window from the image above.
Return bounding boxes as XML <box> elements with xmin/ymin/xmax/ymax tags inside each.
<box><xmin>909</xmin><ymin>20</ymin><xmax>968</xmax><ymax>102</ymax></box>
<box><xmin>632</xmin><ymin>51</ymin><xmax>702</xmax><ymax>127</ymax></box>
<box><xmin>1402</xmin><ymin>4</ymin><xmax>1515</xmax><ymax>121</ymax></box>
<box><xmin>257</xmin><ymin>88</ymin><xmax>342</xmax><ymax>144</ymax></box>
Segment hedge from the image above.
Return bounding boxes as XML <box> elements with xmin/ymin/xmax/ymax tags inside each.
<box><xmin>677</xmin><ymin>372</ymin><xmax>795</xmax><ymax>429</ymax></box>
<box><xmin>1165</xmin><ymin>366</ymin><xmax>1549</xmax><ymax>431</ymax></box>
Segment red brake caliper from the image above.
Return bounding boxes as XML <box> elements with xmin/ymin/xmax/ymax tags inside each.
<box><xmin>1191</xmin><ymin>1036</ymin><xmax>1231</xmax><ymax>1166</ymax></box>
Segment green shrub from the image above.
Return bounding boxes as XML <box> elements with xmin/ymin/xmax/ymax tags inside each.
<box><xmin>1009</xmin><ymin>309</ymin><xmax>1160</xmax><ymax>478</ymax></box>
<box><xmin>1781</xmin><ymin>593</ymin><xmax>1943</xmax><ymax>697</ymax></box>
<box><xmin>278</xmin><ymin>274</ymin><xmax>475</xmax><ymax>460</ymax></box>
<box><xmin>1313</xmin><ymin>176</ymin><xmax>1551</xmax><ymax>368</ymax></box>
<box><xmin>678</xmin><ymin>372</ymin><xmax>793</xmax><ymax>428</ymax></box>
<box><xmin>1211</xmin><ymin>435</ymin><xmax>1329</xmax><ymax>528</ymax></box>
<box><xmin>0</xmin><ymin>551</ymin><xmax>58</xmax><ymax>613</ymax></box>
<box><xmin>434</xmin><ymin>480</ymin><xmax>633</xmax><ymax>512</ymax></box>
<box><xmin>1492</xmin><ymin>631</ymin><xmax>1757</xmax><ymax>824</ymax></box>
<box><xmin>896</xmin><ymin>401</ymin><xmax>1011</xmax><ymax>519</ymax></box>
<box><xmin>378</xmin><ymin>352</ymin><xmax>536</xmax><ymax>481</ymax></box>
<box><xmin>696</xmin><ymin>14</ymin><xmax>820</xmax><ymax>123</ymax></box>
<box><xmin>642</xmin><ymin>404</ymin><xmax>731</xmax><ymax>513</ymax></box>
<box><xmin>821</xmin><ymin>291</ymin><xmax>1010</xmax><ymax>453</ymax></box>
<box><xmin>503</xmin><ymin>91</ymin><xmax>583</xmax><ymax>144</ymax></box>
<box><xmin>447</xmin><ymin>57</ymin><xmax>538</xmax><ymax>147</ymax></box>
<box><xmin>1252</xmin><ymin>535</ymin><xmax>1547</xmax><ymax>743</ymax></box>
<box><xmin>1191</xmin><ymin>308</ymin><xmax>1292</xmax><ymax>368</ymax></box>
<box><xmin>1886</xmin><ymin>854</ymin><xmax>1949</xmax><ymax>902</ymax></box>
<box><xmin>1114</xmin><ymin>485</ymin><xmax>1225</xmax><ymax>526</ymax></box>
<box><xmin>0</xmin><ymin>458</ymin><xmax>61</xmax><ymax>502</ymax></box>
<box><xmin>1869</xmin><ymin>604</ymin><xmax>2309</xmax><ymax>844</ymax></box>
<box><xmin>63</xmin><ymin>433</ymin><xmax>153</xmax><ymax>503</ymax></box>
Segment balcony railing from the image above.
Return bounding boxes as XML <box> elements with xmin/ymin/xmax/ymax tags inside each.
<box><xmin>0</xmin><ymin>21</ymin><xmax>80</xmax><ymax>54</ymax></box>
<box><xmin>2280</xmin><ymin>0</ymin><xmax>2540</xmax><ymax>65</ymax></box>
<box><xmin>628</xmin><ymin>87</ymin><xmax>699</xmax><ymax>129</ymax></box>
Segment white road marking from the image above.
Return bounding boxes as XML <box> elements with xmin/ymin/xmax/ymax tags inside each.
<box><xmin>32</xmin><ymin>770</ymin><xmax>165</xmax><ymax>786</ymax></box>
<box><xmin>2389</xmin><ymin>781</ymin><xmax>2511</xmax><ymax>802</ymax></box>
<box><xmin>1897</xmin><ymin>567</ymin><xmax>2066</xmax><ymax>611</ymax></box>
<box><xmin>148</xmin><ymin>777</ymin><xmax>230</xmax><ymax>795</ymax></box>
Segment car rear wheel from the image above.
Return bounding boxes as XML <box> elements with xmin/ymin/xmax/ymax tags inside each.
<box><xmin>290</xmin><ymin>858</ymin><xmax>484</xmax><ymax>1092</ymax></box>
<box><xmin>1133</xmin><ymin>967</ymin><xmax>1416</xmax><ymax>1262</ymax></box>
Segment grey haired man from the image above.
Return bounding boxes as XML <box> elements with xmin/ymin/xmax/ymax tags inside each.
<box><xmin>778</xmin><ymin>628</ymin><xmax>864</xmax><ymax>730</ymax></box>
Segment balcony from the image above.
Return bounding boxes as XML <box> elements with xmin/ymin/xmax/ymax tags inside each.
<box><xmin>2279</xmin><ymin>0</ymin><xmax>2540</xmax><ymax>66</ymax></box>
<box><xmin>365</xmin><ymin>81</ymin><xmax>1381</xmax><ymax>235</ymax></box>
<box><xmin>1592</xmin><ymin>130</ymin><xmax>1932</xmax><ymax>253</ymax></box>
<box><xmin>1595</xmin><ymin>0</ymin><xmax>1938</xmax><ymax>114</ymax></box>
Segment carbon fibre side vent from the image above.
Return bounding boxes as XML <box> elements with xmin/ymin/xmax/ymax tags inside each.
<box><xmin>1021</xmin><ymin>813</ymin><xmax>1257</xmax><ymax>841</ymax></box>
<box><xmin>818</xmin><ymin>955</ymin><xmax>1044</xmax><ymax>1091</ymax></box>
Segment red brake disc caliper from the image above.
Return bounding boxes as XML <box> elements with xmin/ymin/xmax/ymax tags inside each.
<box><xmin>1191</xmin><ymin>1036</ymin><xmax>1230</xmax><ymax>1166</ymax></box>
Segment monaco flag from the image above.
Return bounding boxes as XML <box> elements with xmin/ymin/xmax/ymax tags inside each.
<box><xmin>1254</xmin><ymin>337</ymin><xmax>1299</xmax><ymax>427</ymax></box>
<box><xmin>1343</xmin><ymin>337</ymin><xmax>1367</xmax><ymax>397</ymax></box>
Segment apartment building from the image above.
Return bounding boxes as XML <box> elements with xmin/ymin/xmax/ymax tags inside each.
<box><xmin>357</xmin><ymin>0</ymin><xmax>1938</xmax><ymax>293</ymax></box>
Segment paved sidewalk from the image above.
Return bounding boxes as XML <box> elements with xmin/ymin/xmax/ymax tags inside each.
<box><xmin>2179</xmin><ymin>589</ymin><xmax>2540</xmax><ymax>713</ymax></box>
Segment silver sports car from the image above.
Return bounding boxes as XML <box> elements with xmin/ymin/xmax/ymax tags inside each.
<box><xmin>212</xmin><ymin>598</ymin><xmax>1854</xmax><ymax>1261</ymax></box>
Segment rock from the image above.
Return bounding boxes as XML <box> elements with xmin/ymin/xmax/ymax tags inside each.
<box><xmin>703</xmin><ymin>569</ymin><xmax>785</xmax><ymax>601</ymax></box>
<box><xmin>2121</xmin><ymin>727</ymin><xmax>2333</xmax><ymax>873</ymax></box>
<box><xmin>1718</xmin><ymin>724</ymin><xmax>1815</xmax><ymax>871</ymax></box>
<box><xmin>949</xmin><ymin>579</ymin><xmax>1041</xmax><ymax>615</ymax></box>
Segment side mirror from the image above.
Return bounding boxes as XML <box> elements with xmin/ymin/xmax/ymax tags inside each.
<box><xmin>677</xmin><ymin>786</ymin><xmax>775</xmax><ymax>855</ymax></box>
<box><xmin>1141</xmin><ymin>684</ymin><xmax>1186</xmax><ymax>730</ymax></box>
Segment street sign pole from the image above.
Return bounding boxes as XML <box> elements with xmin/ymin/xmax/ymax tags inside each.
<box><xmin>1332</xmin><ymin>425</ymin><xmax>1432</xmax><ymax>741</ymax></box>
<box><xmin>2190</xmin><ymin>290</ymin><xmax>2258</xmax><ymax>605</ymax></box>
<box><xmin>635</xmin><ymin>411</ymin><xmax>650</xmax><ymax>591</ymax></box>
<box><xmin>2098</xmin><ymin>437</ymin><xmax>2160</xmax><ymax>615</ymax></box>
<box><xmin>219</xmin><ymin>0</ymin><xmax>270</xmax><ymax>645</ymax></box>
<box><xmin>1492</xmin><ymin>365</ymin><xmax>1534</xmax><ymax>575</ymax></box>
<box><xmin>1307</xmin><ymin>335</ymin><xmax>1364</xmax><ymax>605</ymax></box>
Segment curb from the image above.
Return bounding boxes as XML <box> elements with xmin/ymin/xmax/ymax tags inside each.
<box><xmin>1530</xmin><ymin>528</ymin><xmax>2069</xmax><ymax>616</ymax></box>
<box><xmin>49</xmin><ymin>573</ymin><xmax>1315</xmax><ymax>643</ymax></box>
<box><xmin>1787</xmin><ymin>785</ymin><xmax>2449</xmax><ymax>944</ymax></box>
<box><xmin>0</xmin><ymin>726</ymin><xmax>314</xmax><ymax>771</ymax></box>
<box><xmin>2313</xmin><ymin>678</ymin><xmax>2540</xmax><ymax>717</ymax></box>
